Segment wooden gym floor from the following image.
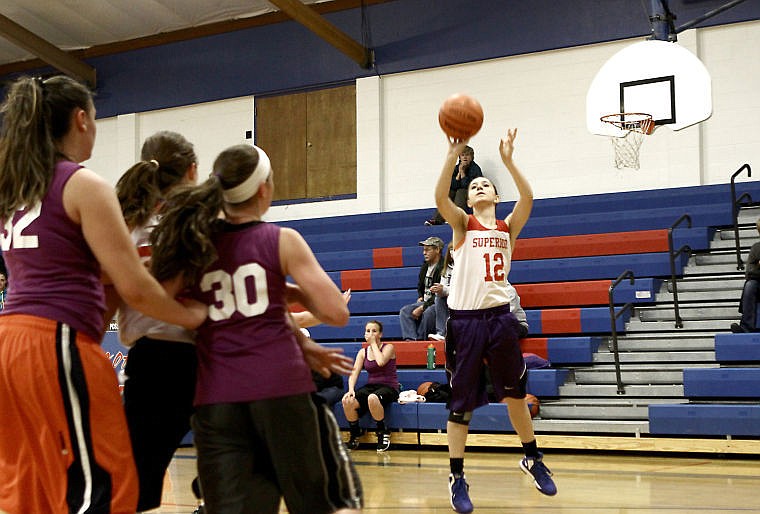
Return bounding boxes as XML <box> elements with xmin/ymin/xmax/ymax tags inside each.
<box><xmin>154</xmin><ymin>444</ymin><xmax>760</xmax><ymax>513</ymax></box>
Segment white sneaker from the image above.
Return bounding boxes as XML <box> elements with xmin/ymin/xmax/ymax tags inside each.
<box><xmin>428</xmin><ymin>334</ymin><xmax>445</xmax><ymax>341</ymax></box>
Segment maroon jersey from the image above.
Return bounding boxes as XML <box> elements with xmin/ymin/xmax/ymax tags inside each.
<box><xmin>0</xmin><ymin>161</ymin><xmax>105</xmax><ymax>342</ymax></box>
<box><xmin>190</xmin><ymin>221</ymin><xmax>314</xmax><ymax>406</ymax></box>
<box><xmin>364</xmin><ymin>345</ymin><xmax>399</xmax><ymax>389</ymax></box>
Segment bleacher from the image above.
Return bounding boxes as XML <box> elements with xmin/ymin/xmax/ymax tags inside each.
<box><xmin>275</xmin><ymin>181</ymin><xmax>760</xmax><ymax>446</ymax></box>
<box><xmin>648</xmin><ymin>331</ymin><xmax>760</xmax><ymax>437</ymax></box>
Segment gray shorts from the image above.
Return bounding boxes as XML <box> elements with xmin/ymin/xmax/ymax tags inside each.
<box><xmin>446</xmin><ymin>304</ymin><xmax>527</xmax><ymax>413</ymax></box>
<box><xmin>192</xmin><ymin>393</ymin><xmax>362</xmax><ymax>514</ymax></box>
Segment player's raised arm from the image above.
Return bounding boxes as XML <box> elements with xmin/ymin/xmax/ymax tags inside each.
<box><xmin>500</xmin><ymin>129</ymin><xmax>533</xmax><ymax>246</ymax></box>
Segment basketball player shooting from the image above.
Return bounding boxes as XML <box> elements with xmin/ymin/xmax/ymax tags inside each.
<box><xmin>435</xmin><ymin>130</ymin><xmax>557</xmax><ymax>513</ymax></box>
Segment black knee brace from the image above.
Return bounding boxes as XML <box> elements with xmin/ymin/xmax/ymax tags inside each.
<box><xmin>448</xmin><ymin>411</ymin><xmax>472</xmax><ymax>426</ymax></box>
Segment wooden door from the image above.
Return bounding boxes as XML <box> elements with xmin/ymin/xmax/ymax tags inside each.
<box><xmin>255</xmin><ymin>84</ymin><xmax>356</xmax><ymax>202</ymax></box>
<box><xmin>255</xmin><ymin>92</ymin><xmax>307</xmax><ymax>201</ymax></box>
<box><xmin>306</xmin><ymin>85</ymin><xmax>356</xmax><ymax>198</ymax></box>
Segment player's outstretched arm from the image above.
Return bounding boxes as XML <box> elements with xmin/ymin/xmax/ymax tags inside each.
<box><xmin>500</xmin><ymin>129</ymin><xmax>533</xmax><ymax>245</ymax></box>
<box><xmin>436</xmin><ymin>137</ymin><xmax>470</xmax><ymax>242</ymax></box>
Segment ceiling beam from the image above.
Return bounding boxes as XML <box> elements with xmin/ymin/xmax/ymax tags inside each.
<box><xmin>0</xmin><ymin>13</ymin><xmax>96</xmax><ymax>88</ymax></box>
<box><xmin>268</xmin><ymin>0</ymin><xmax>372</xmax><ymax>68</ymax></box>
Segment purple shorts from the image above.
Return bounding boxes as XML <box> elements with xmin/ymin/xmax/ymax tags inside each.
<box><xmin>445</xmin><ymin>304</ymin><xmax>526</xmax><ymax>413</ymax></box>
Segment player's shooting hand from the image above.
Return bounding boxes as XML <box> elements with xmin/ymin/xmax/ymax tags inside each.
<box><xmin>499</xmin><ymin>128</ymin><xmax>518</xmax><ymax>164</ymax></box>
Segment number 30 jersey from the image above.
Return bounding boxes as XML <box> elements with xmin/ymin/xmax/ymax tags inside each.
<box><xmin>189</xmin><ymin>220</ymin><xmax>314</xmax><ymax>406</ymax></box>
<box><xmin>448</xmin><ymin>215</ymin><xmax>513</xmax><ymax>311</ymax></box>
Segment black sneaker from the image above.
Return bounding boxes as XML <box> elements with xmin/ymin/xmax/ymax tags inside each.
<box><xmin>730</xmin><ymin>323</ymin><xmax>747</xmax><ymax>333</ymax></box>
<box><xmin>346</xmin><ymin>435</ymin><xmax>360</xmax><ymax>450</ymax></box>
<box><xmin>376</xmin><ymin>430</ymin><xmax>391</xmax><ymax>452</ymax></box>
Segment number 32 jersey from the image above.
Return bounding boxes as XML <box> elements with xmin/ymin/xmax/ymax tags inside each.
<box><xmin>448</xmin><ymin>215</ymin><xmax>513</xmax><ymax>311</ymax></box>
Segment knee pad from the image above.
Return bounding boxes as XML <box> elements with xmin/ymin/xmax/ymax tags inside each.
<box><xmin>448</xmin><ymin>411</ymin><xmax>472</xmax><ymax>426</ymax></box>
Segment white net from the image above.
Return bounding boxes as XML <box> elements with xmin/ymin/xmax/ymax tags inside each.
<box><xmin>609</xmin><ymin>129</ymin><xmax>645</xmax><ymax>170</ymax></box>
<box><xmin>601</xmin><ymin>113</ymin><xmax>652</xmax><ymax>170</ymax></box>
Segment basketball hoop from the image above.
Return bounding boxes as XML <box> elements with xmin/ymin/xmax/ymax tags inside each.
<box><xmin>600</xmin><ymin>113</ymin><xmax>655</xmax><ymax>170</ymax></box>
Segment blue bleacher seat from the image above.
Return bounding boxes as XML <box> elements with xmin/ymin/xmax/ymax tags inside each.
<box><xmin>714</xmin><ymin>333</ymin><xmax>760</xmax><ymax>362</ymax></box>
<box><xmin>683</xmin><ymin>368</ymin><xmax>760</xmax><ymax>398</ymax></box>
<box><xmin>547</xmin><ymin>337</ymin><xmax>603</xmax><ymax>364</ymax></box>
<box><xmin>649</xmin><ymin>404</ymin><xmax>760</xmax><ymax>436</ymax></box>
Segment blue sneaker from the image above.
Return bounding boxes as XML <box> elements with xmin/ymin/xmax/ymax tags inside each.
<box><xmin>448</xmin><ymin>473</ymin><xmax>473</xmax><ymax>513</ymax></box>
<box><xmin>520</xmin><ymin>453</ymin><xmax>557</xmax><ymax>496</ymax></box>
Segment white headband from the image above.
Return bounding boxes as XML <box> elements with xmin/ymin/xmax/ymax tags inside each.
<box><xmin>221</xmin><ymin>145</ymin><xmax>272</xmax><ymax>203</ymax></box>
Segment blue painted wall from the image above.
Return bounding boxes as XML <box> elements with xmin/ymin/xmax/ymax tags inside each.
<box><xmin>6</xmin><ymin>0</ymin><xmax>759</xmax><ymax>118</ymax></box>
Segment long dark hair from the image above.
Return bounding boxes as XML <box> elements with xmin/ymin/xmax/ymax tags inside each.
<box><xmin>150</xmin><ymin>144</ymin><xmax>262</xmax><ymax>287</ymax></box>
<box><xmin>116</xmin><ymin>131</ymin><xmax>197</xmax><ymax>229</ymax></box>
<box><xmin>0</xmin><ymin>75</ymin><xmax>92</xmax><ymax>220</ymax></box>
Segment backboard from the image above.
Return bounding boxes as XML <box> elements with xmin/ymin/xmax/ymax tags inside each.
<box><xmin>587</xmin><ymin>40</ymin><xmax>712</xmax><ymax>137</ymax></box>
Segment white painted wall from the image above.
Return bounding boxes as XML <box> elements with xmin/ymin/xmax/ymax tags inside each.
<box><xmin>85</xmin><ymin>19</ymin><xmax>760</xmax><ymax>222</ymax></box>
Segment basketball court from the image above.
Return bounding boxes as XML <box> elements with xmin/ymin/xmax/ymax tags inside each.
<box><xmin>152</xmin><ymin>447</ymin><xmax>760</xmax><ymax>513</ymax></box>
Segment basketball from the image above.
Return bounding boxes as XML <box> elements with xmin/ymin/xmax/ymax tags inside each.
<box><xmin>438</xmin><ymin>93</ymin><xmax>484</xmax><ymax>140</ymax></box>
<box><xmin>417</xmin><ymin>381</ymin><xmax>433</xmax><ymax>396</ymax></box>
<box><xmin>525</xmin><ymin>394</ymin><xmax>540</xmax><ymax>418</ymax></box>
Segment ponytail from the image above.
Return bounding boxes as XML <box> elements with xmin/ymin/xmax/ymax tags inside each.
<box><xmin>117</xmin><ymin>131</ymin><xmax>197</xmax><ymax>230</ymax></box>
<box><xmin>116</xmin><ymin>160</ymin><xmax>162</xmax><ymax>229</ymax></box>
<box><xmin>150</xmin><ymin>177</ymin><xmax>224</xmax><ymax>287</ymax></box>
<box><xmin>0</xmin><ymin>75</ymin><xmax>92</xmax><ymax>220</ymax></box>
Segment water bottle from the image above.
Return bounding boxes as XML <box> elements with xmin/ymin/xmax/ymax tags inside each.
<box><xmin>426</xmin><ymin>343</ymin><xmax>436</xmax><ymax>370</ymax></box>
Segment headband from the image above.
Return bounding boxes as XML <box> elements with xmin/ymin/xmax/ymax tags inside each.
<box><xmin>221</xmin><ymin>145</ymin><xmax>272</xmax><ymax>203</ymax></box>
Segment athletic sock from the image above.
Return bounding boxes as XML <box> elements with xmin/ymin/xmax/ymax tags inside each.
<box><xmin>349</xmin><ymin>421</ymin><xmax>361</xmax><ymax>437</ymax></box>
<box><xmin>450</xmin><ymin>457</ymin><xmax>464</xmax><ymax>475</ymax></box>
<box><xmin>376</xmin><ymin>419</ymin><xmax>386</xmax><ymax>433</ymax></box>
<box><xmin>522</xmin><ymin>440</ymin><xmax>539</xmax><ymax>459</ymax></box>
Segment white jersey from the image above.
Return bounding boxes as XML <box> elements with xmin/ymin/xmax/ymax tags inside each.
<box><xmin>448</xmin><ymin>215</ymin><xmax>513</xmax><ymax>310</ymax></box>
<box><xmin>117</xmin><ymin>217</ymin><xmax>195</xmax><ymax>347</ymax></box>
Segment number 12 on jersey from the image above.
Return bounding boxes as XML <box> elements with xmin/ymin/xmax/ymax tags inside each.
<box><xmin>483</xmin><ymin>252</ymin><xmax>505</xmax><ymax>282</ymax></box>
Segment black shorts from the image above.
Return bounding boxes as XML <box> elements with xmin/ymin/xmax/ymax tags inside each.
<box><xmin>193</xmin><ymin>393</ymin><xmax>362</xmax><ymax>514</ymax></box>
<box><xmin>354</xmin><ymin>383</ymin><xmax>400</xmax><ymax>417</ymax></box>
<box><xmin>446</xmin><ymin>304</ymin><xmax>526</xmax><ymax>413</ymax></box>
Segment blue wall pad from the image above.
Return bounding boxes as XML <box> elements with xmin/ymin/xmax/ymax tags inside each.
<box><xmin>683</xmin><ymin>368</ymin><xmax>760</xmax><ymax>398</ymax></box>
<box><xmin>343</xmin><ymin>290</ymin><xmax>419</xmax><ymax>315</ymax></box>
<box><xmin>649</xmin><ymin>404</ymin><xmax>760</xmax><ymax>436</ymax></box>
<box><xmin>509</xmin><ymin>253</ymin><xmax>687</xmax><ymax>284</ymax></box>
<box><xmin>714</xmin><ymin>333</ymin><xmax>760</xmax><ymax>362</ymax></box>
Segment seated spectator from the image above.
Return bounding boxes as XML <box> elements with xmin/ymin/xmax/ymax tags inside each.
<box><xmin>425</xmin><ymin>145</ymin><xmax>482</xmax><ymax>225</ymax></box>
<box><xmin>429</xmin><ymin>244</ymin><xmax>454</xmax><ymax>341</ymax></box>
<box><xmin>342</xmin><ymin>320</ymin><xmax>399</xmax><ymax>452</ymax></box>
<box><xmin>400</xmin><ymin>237</ymin><xmax>444</xmax><ymax>340</ymax></box>
<box><xmin>731</xmin><ymin>220</ymin><xmax>760</xmax><ymax>333</ymax></box>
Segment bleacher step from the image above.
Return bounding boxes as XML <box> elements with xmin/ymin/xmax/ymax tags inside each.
<box><xmin>655</xmin><ymin>290</ymin><xmax>737</xmax><ymax>302</ymax></box>
<box><xmin>612</xmin><ymin>334</ymin><xmax>715</xmax><ymax>351</ymax></box>
<box><xmin>532</xmin><ymin>419</ymin><xmax>649</xmax><ymax>434</ymax></box>
<box><xmin>666</xmin><ymin>277</ymin><xmax>744</xmax><ymax>291</ymax></box>
<box><xmin>625</xmin><ymin>319</ymin><xmax>733</xmax><ymax>332</ymax></box>
<box><xmin>694</xmin><ymin>253</ymin><xmax>748</xmax><ymax>266</ymax></box>
<box><xmin>573</xmin><ymin>369</ymin><xmax>683</xmax><ymax>384</ymax></box>
<box><xmin>539</xmin><ymin>404</ymin><xmax>649</xmax><ymax>420</ymax></box>
<box><xmin>559</xmin><ymin>384</ymin><xmax>684</xmax><ymax>397</ymax></box>
<box><xmin>593</xmin><ymin>350</ymin><xmax>715</xmax><ymax>363</ymax></box>
<box><xmin>636</xmin><ymin>305</ymin><xmax>739</xmax><ymax>321</ymax></box>
<box><xmin>683</xmin><ymin>263</ymin><xmax>745</xmax><ymax>276</ymax></box>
